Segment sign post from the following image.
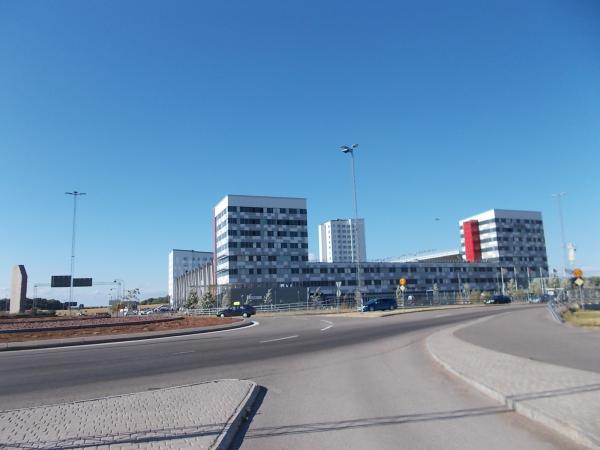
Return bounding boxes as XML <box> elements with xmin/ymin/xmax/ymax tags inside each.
<box><xmin>573</xmin><ymin>268</ymin><xmax>584</xmax><ymax>309</ymax></box>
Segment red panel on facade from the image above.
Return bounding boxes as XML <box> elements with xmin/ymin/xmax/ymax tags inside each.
<box><xmin>463</xmin><ymin>220</ymin><xmax>481</xmax><ymax>262</ymax></box>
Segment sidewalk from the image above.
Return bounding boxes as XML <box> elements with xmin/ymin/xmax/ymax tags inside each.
<box><xmin>427</xmin><ymin>316</ymin><xmax>600</xmax><ymax>449</ymax></box>
<box><xmin>0</xmin><ymin>379</ymin><xmax>258</xmax><ymax>450</ymax></box>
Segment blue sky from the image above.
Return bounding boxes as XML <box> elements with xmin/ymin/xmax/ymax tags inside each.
<box><xmin>1</xmin><ymin>0</ymin><xmax>599</xmax><ymax>305</ymax></box>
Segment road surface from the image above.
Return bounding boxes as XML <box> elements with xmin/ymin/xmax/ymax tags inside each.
<box><xmin>0</xmin><ymin>305</ymin><xmax>582</xmax><ymax>449</ymax></box>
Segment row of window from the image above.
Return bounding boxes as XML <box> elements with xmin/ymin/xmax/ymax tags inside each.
<box><xmin>227</xmin><ymin>206</ymin><xmax>307</xmax><ymax>214</ymax></box>
<box><xmin>231</xmin><ymin>241</ymin><xmax>309</xmax><ymax>249</ymax></box>
<box><xmin>477</xmin><ymin>218</ymin><xmax>543</xmax><ymax>226</ymax></box>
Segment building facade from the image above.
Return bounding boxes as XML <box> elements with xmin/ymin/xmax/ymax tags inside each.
<box><xmin>459</xmin><ymin>209</ymin><xmax>547</xmax><ymax>269</ymax></box>
<box><xmin>168</xmin><ymin>249</ymin><xmax>213</xmax><ymax>305</ymax></box>
<box><xmin>173</xmin><ymin>200</ymin><xmax>550</xmax><ymax>306</ymax></box>
<box><xmin>214</xmin><ymin>195</ymin><xmax>309</xmax><ymax>286</ymax></box>
<box><xmin>318</xmin><ymin>218</ymin><xmax>366</xmax><ymax>263</ymax></box>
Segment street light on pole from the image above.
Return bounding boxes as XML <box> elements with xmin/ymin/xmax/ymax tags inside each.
<box><xmin>340</xmin><ymin>144</ymin><xmax>362</xmax><ymax>310</ymax></box>
<box><xmin>551</xmin><ymin>192</ymin><xmax>568</xmax><ymax>276</ymax></box>
<box><xmin>66</xmin><ymin>191</ymin><xmax>86</xmax><ymax>313</ymax></box>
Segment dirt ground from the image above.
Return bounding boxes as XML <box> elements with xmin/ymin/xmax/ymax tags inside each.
<box><xmin>0</xmin><ymin>316</ymin><xmax>239</xmax><ymax>343</ymax></box>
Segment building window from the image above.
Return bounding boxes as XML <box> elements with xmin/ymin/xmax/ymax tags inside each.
<box><xmin>268</xmin><ymin>268</ymin><xmax>277</xmax><ymax>275</ymax></box>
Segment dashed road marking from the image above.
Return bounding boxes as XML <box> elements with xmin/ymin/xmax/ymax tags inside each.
<box><xmin>320</xmin><ymin>320</ymin><xmax>334</xmax><ymax>332</ymax></box>
<box><xmin>259</xmin><ymin>335</ymin><xmax>299</xmax><ymax>344</ymax></box>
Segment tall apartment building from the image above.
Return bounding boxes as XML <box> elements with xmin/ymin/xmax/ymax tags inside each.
<box><xmin>168</xmin><ymin>249</ymin><xmax>213</xmax><ymax>303</ymax></box>
<box><xmin>459</xmin><ymin>209</ymin><xmax>548</xmax><ymax>270</ymax></box>
<box><xmin>213</xmin><ymin>195</ymin><xmax>308</xmax><ymax>286</ymax></box>
<box><xmin>318</xmin><ymin>218</ymin><xmax>366</xmax><ymax>263</ymax></box>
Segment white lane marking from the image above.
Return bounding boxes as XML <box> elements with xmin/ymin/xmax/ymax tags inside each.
<box><xmin>1</xmin><ymin>321</ymin><xmax>261</xmax><ymax>355</ymax></box>
<box><xmin>174</xmin><ymin>350</ymin><xmax>195</xmax><ymax>355</ymax></box>
<box><xmin>434</xmin><ymin>314</ymin><xmax>451</xmax><ymax>318</ymax></box>
<box><xmin>320</xmin><ymin>320</ymin><xmax>334</xmax><ymax>332</ymax></box>
<box><xmin>259</xmin><ymin>335</ymin><xmax>299</xmax><ymax>344</ymax></box>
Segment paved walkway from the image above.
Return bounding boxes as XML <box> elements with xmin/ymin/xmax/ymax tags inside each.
<box><xmin>455</xmin><ymin>306</ymin><xmax>600</xmax><ymax>373</ymax></box>
<box><xmin>0</xmin><ymin>379</ymin><xmax>257</xmax><ymax>450</ymax></box>
<box><xmin>427</xmin><ymin>316</ymin><xmax>600</xmax><ymax>449</ymax></box>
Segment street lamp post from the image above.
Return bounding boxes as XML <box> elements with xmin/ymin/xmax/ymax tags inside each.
<box><xmin>551</xmin><ymin>192</ymin><xmax>568</xmax><ymax>276</ymax></box>
<box><xmin>340</xmin><ymin>144</ymin><xmax>362</xmax><ymax>310</ymax></box>
<box><xmin>66</xmin><ymin>191</ymin><xmax>86</xmax><ymax>314</ymax></box>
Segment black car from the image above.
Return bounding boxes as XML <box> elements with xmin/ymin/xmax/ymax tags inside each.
<box><xmin>217</xmin><ymin>304</ymin><xmax>256</xmax><ymax>318</ymax></box>
<box><xmin>486</xmin><ymin>295</ymin><xmax>512</xmax><ymax>304</ymax></box>
<box><xmin>361</xmin><ymin>298</ymin><xmax>398</xmax><ymax>312</ymax></box>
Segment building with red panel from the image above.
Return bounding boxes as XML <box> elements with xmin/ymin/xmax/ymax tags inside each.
<box><xmin>462</xmin><ymin>220</ymin><xmax>482</xmax><ymax>262</ymax></box>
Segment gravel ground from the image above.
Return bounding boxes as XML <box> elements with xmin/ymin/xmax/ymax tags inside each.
<box><xmin>0</xmin><ymin>316</ymin><xmax>179</xmax><ymax>331</ymax></box>
<box><xmin>0</xmin><ymin>316</ymin><xmax>238</xmax><ymax>343</ymax></box>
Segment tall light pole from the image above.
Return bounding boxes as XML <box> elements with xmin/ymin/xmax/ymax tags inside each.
<box><xmin>551</xmin><ymin>192</ymin><xmax>568</xmax><ymax>276</ymax></box>
<box><xmin>66</xmin><ymin>191</ymin><xmax>86</xmax><ymax>312</ymax></box>
<box><xmin>340</xmin><ymin>144</ymin><xmax>362</xmax><ymax>309</ymax></box>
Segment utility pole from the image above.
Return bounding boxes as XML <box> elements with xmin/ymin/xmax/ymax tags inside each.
<box><xmin>340</xmin><ymin>144</ymin><xmax>363</xmax><ymax>310</ymax></box>
<box><xmin>552</xmin><ymin>192</ymin><xmax>568</xmax><ymax>276</ymax></box>
<box><xmin>66</xmin><ymin>191</ymin><xmax>86</xmax><ymax>313</ymax></box>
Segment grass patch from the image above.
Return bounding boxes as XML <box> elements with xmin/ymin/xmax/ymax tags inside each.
<box><xmin>562</xmin><ymin>310</ymin><xmax>600</xmax><ymax>328</ymax></box>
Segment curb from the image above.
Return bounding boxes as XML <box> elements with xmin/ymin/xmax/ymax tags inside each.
<box><xmin>426</xmin><ymin>317</ymin><xmax>600</xmax><ymax>450</ymax></box>
<box><xmin>0</xmin><ymin>320</ymin><xmax>253</xmax><ymax>351</ymax></box>
<box><xmin>212</xmin><ymin>381</ymin><xmax>260</xmax><ymax>450</ymax></box>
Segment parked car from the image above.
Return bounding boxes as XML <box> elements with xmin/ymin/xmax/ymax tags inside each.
<box><xmin>361</xmin><ymin>298</ymin><xmax>398</xmax><ymax>312</ymax></box>
<box><xmin>95</xmin><ymin>312</ymin><xmax>111</xmax><ymax>318</ymax></box>
<box><xmin>485</xmin><ymin>295</ymin><xmax>512</xmax><ymax>304</ymax></box>
<box><xmin>216</xmin><ymin>305</ymin><xmax>256</xmax><ymax>318</ymax></box>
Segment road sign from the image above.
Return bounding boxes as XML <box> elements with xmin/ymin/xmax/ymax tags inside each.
<box><xmin>51</xmin><ymin>275</ymin><xmax>71</xmax><ymax>287</ymax></box>
<box><xmin>73</xmin><ymin>278</ymin><xmax>93</xmax><ymax>287</ymax></box>
<box><xmin>399</xmin><ymin>278</ymin><xmax>407</xmax><ymax>286</ymax></box>
<box><xmin>573</xmin><ymin>268</ymin><xmax>583</xmax><ymax>278</ymax></box>
<box><xmin>574</xmin><ymin>278</ymin><xmax>584</xmax><ymax>287</ymax></box>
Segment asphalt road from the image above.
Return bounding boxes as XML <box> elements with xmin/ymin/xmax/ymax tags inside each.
<box><xmin>455</xmin><ymin>305</ymin><xmax>600</xmax><ymax>373</ymax></box>
<box><xmin>0</xmin><ymin>305</ymin><xmax>582</xmax><ymax>449</ymax></box>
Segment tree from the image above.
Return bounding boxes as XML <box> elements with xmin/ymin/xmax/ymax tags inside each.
<box><xmin>199</xmin><ymin>291</ymin><xmax>215</xmax><ymax>309</ymax></box>
<box><xmin>221</xmin><ymin>287</ymin><xmax>232</xmax><ymax>308</ymax></box>
<box><xmin>185</xmin><ymin>290</ymin><xmax>199</xmax><ymax>309</ymax></box>
<box><xmin>506</xmin><ymin>279</ymin><xmax>517</xmax><ymax>295</ymax></box>
<box><xmin>263</xmin><ymin>289</ymin><xmax>273</xmax><ymax>307</ymax></box>
<box><xmin>124</xmin><ymin>288</ymin><xmax>140</xmax><ymax>303</ymax></box>
<box><xmin>395</xmin><ymin>285</ymin><xmax>404</xmax><ymax>307</ymax></box>
<box><xmin>311</xmin><ymin>288</ymin><xmax>322</xmax><ymax>308</ymax></box>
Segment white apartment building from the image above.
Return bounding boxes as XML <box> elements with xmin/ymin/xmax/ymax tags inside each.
<box><xmin>459</xmin><ymin>209</ymin><xmax>547</xmax><ymax>270</ymax></box>
<box><xmin>213</xmin><ymin>195</ymin><xmax>308</xmax><ymax>286</ymax></box>
<box><xmin>318</xmin><ymin>218</ymin><xmax>366</xmax><ymax>263</ymax></box>
<box><xmin>168</xmin><ymin>249</ymin><xmax>213</xmax><ymax>303</ymax></box>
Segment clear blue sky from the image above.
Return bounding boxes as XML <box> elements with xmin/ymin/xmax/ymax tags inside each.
<box><xmin>1</xmin><ymin>0</ymin><xmax>599</xmax><ymax>305</ymax></box>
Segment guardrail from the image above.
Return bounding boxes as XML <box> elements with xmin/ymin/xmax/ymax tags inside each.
<box><xmin>547</xmin><ymin>300</ymin><xmax>564</xmax><ymax>323</ymax></box>
<box><xmin>186</xmin><ymin>299</ymin><xmax>489</xmax><ymax>316</ymax></box>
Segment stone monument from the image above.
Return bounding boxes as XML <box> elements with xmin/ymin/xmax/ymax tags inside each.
<box><xmin>10</xmin><ymin>265</ymin><xmax>27</xmax><ymax>314</ymax></box>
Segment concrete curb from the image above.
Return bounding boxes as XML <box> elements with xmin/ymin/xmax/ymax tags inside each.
<box><xmin>426</xmin><ymin>316</ymin><xmax>600</xmax><ymax>449</ymax></box>
<box><xmin>0</xmin><ymin>319</ymin><xmax>253</xmax><ymax>351</ymax></box>
<box><xmin>212</xmin><ymin>380</ymin><xmax>260</xmax><ymax>450</ymax></box>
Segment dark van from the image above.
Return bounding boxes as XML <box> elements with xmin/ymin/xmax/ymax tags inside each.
<box><xmin>361</xmin><ymin>298</ymin><xmax>398</xmax><ymax>312</ymax></box>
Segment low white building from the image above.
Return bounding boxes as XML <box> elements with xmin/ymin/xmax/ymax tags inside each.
<box><xmin>168</xmin><ymin>249</ymin><xmax>213</xmax><ymax>305</ymax></box>
<box><xmin>318</xmin><ymin>218</ymin><xmax>366</xmax><ymax>263</ymax></box>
